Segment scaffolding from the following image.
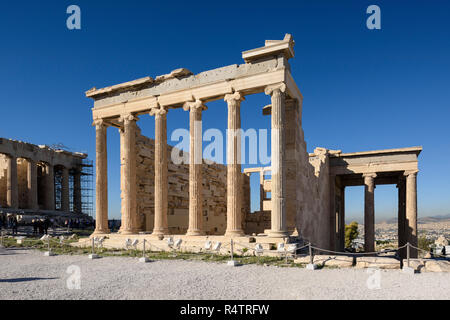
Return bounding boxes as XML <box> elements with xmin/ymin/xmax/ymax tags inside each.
<box><xmin>52</xmin><ymin>158</ymin><xmax>94</xmax><ymax>217</ymax></box>
<box><xmin>80</xmin><ymin>159</ymin><xmax>94</xmax><ymax>217</ymax></box>
<box><xmin>54</xmin><ymin>167</ymin><xmax>63</xmax><ymax>211</ymax></box>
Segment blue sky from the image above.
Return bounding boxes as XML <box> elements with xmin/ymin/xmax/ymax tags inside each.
<box><xmin>1</xmin><ymin>0</ymin><xmax>449</xmax><ymax>222</ymax></box>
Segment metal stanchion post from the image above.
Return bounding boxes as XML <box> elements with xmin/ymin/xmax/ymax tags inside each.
<box><xmin>139</xmin><ymin>239</ymin><xmax>150</xmax><ymax>263</ymax></box>
<box><xmin>44</xmin><ymin>236</ymin><xmax>55</xmax><ymax>256</ymax></box>
<box><xmin>284</xmin><ymin>238</ymin><xmax>288</xmax><ymax>264</ymax></box>
<box><xmin>402</xmin><ymin>242</ymin><xmax>415</xmax><ymax>274</ymax></box>
<box><xmin>89</xmin><ymin>237</ymin><xmax>100</xmax><ymax>259</ymax></box>
<box><xmin>228</xmin><ymin>239</ymin><xmax>238</xmax><ymax>266</ymax></box>
<box><xmin>306</xmin><ymin>243</ymin><xmax>317</xmax><ymax>270</ymax></box>
<box><xmin>407</xmin><ymin>242</ymin><xmax>410</xmax><ymax>268</ymax></box>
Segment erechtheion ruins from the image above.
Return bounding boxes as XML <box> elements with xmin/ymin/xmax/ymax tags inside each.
<box><xmin>85</xmin><ymin>34</ymin><xmax>421</xmax><ymax>257</ymax></box>
<box><xmin>0</xmin><ymin>138</ymin><xmax>91</xmax><ymax>216</ymax></box>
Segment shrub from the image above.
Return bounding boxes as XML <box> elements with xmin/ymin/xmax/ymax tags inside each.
<box><xmin>418</xmin><ymin>236</ymin><xmax>433</xmax><ymax>252</ymax></box>
<box><xmin>345</xmin><ymin>221</ymin><xmax>359</xmax><ymax>249</ymax></box>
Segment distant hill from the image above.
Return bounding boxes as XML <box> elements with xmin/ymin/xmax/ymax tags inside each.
<box><xmin>418</xmin><ymin>214</ymin><xmax>450</xmax><ymax>224</ymax></box>
<box><xmin>379</xmin><ymin>214</ymin><xmax>450</xmax><ymax>225</ymax></box>
<box><xmin>347</xmin><ymin>214</ymin><xmax>450</xmax><ymax>225</ymax></box>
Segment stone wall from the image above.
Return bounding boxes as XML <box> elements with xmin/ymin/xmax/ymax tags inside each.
<box><xmin>134</xmin><ymin>127</ymin><xmax>250</xmax><ymax>235</ymax></box>
<box><xmin>284</xmin><ymin>99</ymin><xmax>331</xmax><ymax>249</ymax></box>
<box><xmin>244</xmin><ymin>211</ymin><xmax>271</xmax><ymax>235</ymax></box>
<box><xmin>304</xmin><ymin>148</ymin><xmax>331</xmax><ymax>249</ymax></box>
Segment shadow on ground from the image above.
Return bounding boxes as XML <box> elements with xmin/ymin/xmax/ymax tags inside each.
<box><xmin>0</xmin><ymin>277</ymin><xmax>59</xmax><ymax>283</ymax></box>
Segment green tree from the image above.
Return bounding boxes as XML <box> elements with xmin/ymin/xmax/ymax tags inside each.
<box><xmin>345</xmin><ymin>221</ymin><xmax>359</xmax><ymax>249</ymax></box>
<box><xmin>418</xmin><ymin>236</ymin><xmax>433</xmax><ymax>252</ymax></box>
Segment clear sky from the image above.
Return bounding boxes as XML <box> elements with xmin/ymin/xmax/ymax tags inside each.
<box><xmin>1</xmin><ymin>0</ymin><xmax>449</xmax><ymax>222</ymax></box>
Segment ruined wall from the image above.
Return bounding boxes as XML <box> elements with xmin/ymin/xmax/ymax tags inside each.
<box><xmin>305</xmin><ymin>148</ymin><xmax>332</xmax><ymax>249</ymax></box>
<box><xmin>134</xmin><ymin>127</ymin><xmax>250</xmax><ymax>235</ymax></box>
<box><xmin>244</xmin><ymin>210</ymin><xmax>271</xmax><ymax>235</ymax></box>
<box><xmin>286</xmin><ymin>97</ymin><xmax>332</xmax><ymax>249</ymax></box>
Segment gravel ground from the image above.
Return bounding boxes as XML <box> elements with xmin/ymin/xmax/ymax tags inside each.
<box><xmin>0</xmin><ymin>248</ymin><xmax>449</xmax><ymax>300</ymax></box>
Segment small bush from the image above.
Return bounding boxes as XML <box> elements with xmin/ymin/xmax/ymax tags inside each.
<box><xmin>345</xmin><ymin>221</ymin><xmax>359</xmax><ymax>249</ymax></box>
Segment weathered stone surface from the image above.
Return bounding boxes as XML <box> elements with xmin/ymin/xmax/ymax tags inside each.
<box><xmin>224</xmin><ymin>92</ymin><xmax>245</xmax><ymax>236</ymax></box>
<box><xmin>265</xmin><ymin>83</ymin><xmax>288</xmax><ymax>238</ymax></box>
<box><xmin>294</xmin><ymin>255</ymin><xmax>354</xmax><ymax>268</ymax></box>
<box><xmin>155</xmin><ymin>68</ymin><xmax>193</xmax><ymax>82</ymax></box>
<box><xmin>423</xmin><ymin>260</ymin><xmax>450</xmax><ymax>273</ymax></box>
<box><xmin>402</xmin><ymin>259</ymin><xmax>426</xmax><ymax>271</ymax></box>
<box><xmin>135</xmin><ymin>126</ymin><xmax>249</xmax><ymax>235</ymax></box>
<box><xmin>355</xmin><ymin>257</ymin><xmax>400</xmax><ymax>269</ymax></box>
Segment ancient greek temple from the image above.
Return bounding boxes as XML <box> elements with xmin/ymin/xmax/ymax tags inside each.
<box><xmin>86</xmin><ymin>34</ymin><xmax>421</xmax><ymax>257</ymax></box>
<box><xmin>0</xmin><ymin>138</ymin><xmax>88</xmax><ymax>214</ymax></box>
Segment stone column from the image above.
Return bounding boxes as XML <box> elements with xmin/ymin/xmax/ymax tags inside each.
<box><xmin>363</xmin><ymin>173</ymin><xmax>376</xmax><ymax>253</ymax></box>
<box><xmin>73</xmin><ymin>170</ymin><xmax>82</xmax><ymax>213</ymax></box>
<box><xmin>61</xmin><ymin>166</ymin><xmax>70</xmax><ymax>212</ymax></box>
<box><xmin>183</xmin><ymin>100</ymin><xmax>207</xmax><ymax>236</ymax></box>
<box><xmin>118</xmin><ymin>114</ymin><xmax>138</xmax><ymax>235</ymax></box>
<box><xmin>44</xmin><ymin>163</ymin><xmax>55</xmax><ymax>211</ymax></box>
<box><xmin>6</xmin><ymin>155</ymin><xmax>18</xmax><ymax>209</ymax></box>
<box><xmin>265</xmin><ymin>83</ymin><xmax>288</xmax><ymax>238</ymax></box>
<box><xmin>405</xmin><ymin>170</ymin><xmax>418</xmax><ymax>258</ymax></box>
<box><xmin>150</xmin><ymin>107</ymin><xmax>169</xmax><ymax>236</ymax></box>
<box><xmin>27</xmin><ymin>159</ymin><xmax>39</xmax><ymax>211</ymax></box>
<box><xmin>329</xmin><ymin>174</ymin><xmax>337</xmax><ymax>250</ymax></box>
<box><xmin>94</xmin><ymin>119</ymin><xmax>109</xmax><ymax>234</ymax></box>
<box><xmin>339</xmin><ymin>185</ymin><xmax>346</xmax><ymax>251</ymax></box>
<box><xmin>225</xmin><ymin>92</ymin><xmax>245</xmax><ymax>236</ymax></box>
<box><xmin>397</xmin><ymin>177</ymin><xmax>406</xmax><ymax>258</ymax></box>
<box><xmin>259</xmin><ymin>168</ymin><xmax>265</xmax><ymax>211</ymax></box>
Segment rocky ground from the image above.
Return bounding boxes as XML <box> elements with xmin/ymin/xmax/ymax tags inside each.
<box><xmin>1</xmin><ymin>248</ymin><xmax>449</xmax><ymax>300</ymax></box>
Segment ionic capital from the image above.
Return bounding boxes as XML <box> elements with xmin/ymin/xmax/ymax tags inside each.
<box><xmin>363</xmin><ymin>173</ymin><xmax>377</xmax><ymax>180</ymax></box>
<box><xmin>118</xmin><ymin>113</ymin><xmax>138</xmax><ymax>124</ymax></box>
<box><xmin>224</xmin><ymin>92</ymin><xmax>245</xmax><ymax>104</ymax></box>
<box><xmin>183</xmin><ymin>99</ymin><xmax>207</xmax><ymax>112</ymax></box>
<box><xmin>149</xmin><ymin>106</ymin><xmax>168</xmax><ymax>117</ymax></box>
<box><xmin>92</xmin><ymin>118</ymin><xmax>108</xmax><ymax>128</ymax></box>
<box><xmin>264</xmin><ymin>83</ymin><xmax>286</xmax><ymax>96</ymax></box>
<box><xmin>404</xmin><ymin>170</ymin><xmax>418</xmax><ymax>178</ymax></box>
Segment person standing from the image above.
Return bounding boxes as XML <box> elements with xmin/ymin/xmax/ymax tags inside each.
<box><xmin>43</xmin><ymin>217</ymin><xmax>50</xmax><ymax>235</ymax></box>
<box><xmin>12</xmin><ymin>216</ymin><xmax>18</xmax><ymax>236</ymax></box>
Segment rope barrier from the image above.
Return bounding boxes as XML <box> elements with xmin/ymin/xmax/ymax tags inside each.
<box><xmin>408</xmin><ymin>243</ymin><xmax>430</xmax><ymax>253</ymax></box>
<box><xmin>407</xmin><ymin>243</ymin><xmax>448</xmax><ymax>258</ymax></box>
<box><xmin>308</xmin><ymin>244</ymin><xmax>407</xmax><ymax>257</ymax></box>
<box><xmin>231</xmin><ymin>241</ymin><xmax>304</xmax><ymax>253</ymax></box>
<box><xmin>11</xmin><ymin>233</ymin><xmax>447</xmax><ymax>263</ymax></box>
